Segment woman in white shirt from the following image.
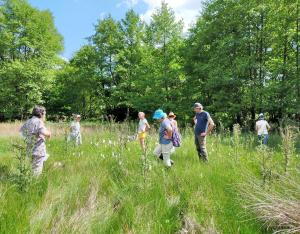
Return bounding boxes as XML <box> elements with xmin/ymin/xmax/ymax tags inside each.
<box><xmin>67</xmin><ymin>114</ymin><xmax>82</xmax><ymax>146</ymax></box>
<box><xmin>137</xmin><ymin>112</ymin><xmax>150</xmax><ymax>152</ymax></box>
<box><xmin>255</xmin><ymin>113</ymin><xmax>270</xmax><ymax>145</ymax></box>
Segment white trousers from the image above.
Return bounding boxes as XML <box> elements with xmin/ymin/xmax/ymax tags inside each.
<box><xmin>67</xmin><ymin>133</ymin><xmax>82</xmax><ymax>145</ymax></box>
<box><xmin>32</xmin><ymin>155</ymin><xmax>47</xmax><ymax>176</ymax></box>
<box><xmin>153</xmin><ymin>143</ymin><xmax>174</xmax><ymax>167</ymax></box>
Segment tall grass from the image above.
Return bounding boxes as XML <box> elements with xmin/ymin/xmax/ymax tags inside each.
<box><xmin>0</xmin><ymin>122</ymin><xmax>299</xmax><ymax>233</ymax></box>
<box><xmin>280</xmin><ymin>126</ymin><xmax>298</xmax><ymax>173</ymax></box>
<box><xmin>240</xmin><ymin>172</ymin><xmax>300</xmax><ymax>234</ymax></box>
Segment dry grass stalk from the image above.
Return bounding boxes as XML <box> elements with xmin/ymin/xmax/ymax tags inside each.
<box><xmin>280</xmin><ymin>126</ymin><xmax>298</xmax><ymax>173</ymax></box>
<box><xmin>240</xmin><ymin>174</ymin><xmax>300</xmax><ymax>234</ymax></box>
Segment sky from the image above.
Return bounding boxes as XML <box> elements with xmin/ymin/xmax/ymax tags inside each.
<box><xmin>28</xmin><ymin>0</ymin><xmax>203</xmax><ymax>59</ymax></box>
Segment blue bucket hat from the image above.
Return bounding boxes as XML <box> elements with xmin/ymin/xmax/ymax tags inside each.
<box><xmin>153</xmin><ymin>109</ymin><xmax>167</xmax><ymax>120</ymax></box>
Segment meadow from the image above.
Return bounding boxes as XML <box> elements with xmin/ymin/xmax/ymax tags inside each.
<box><xmin>0</xmin><ymin>122</ymin><xmax>299</xmax><ymax>234</ymax></box>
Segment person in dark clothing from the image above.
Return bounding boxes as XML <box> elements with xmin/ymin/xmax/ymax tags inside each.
<box><xmin>193</xmin><ymin>103</ymin><xmax>215</xmax><ymax>162</ymax></box>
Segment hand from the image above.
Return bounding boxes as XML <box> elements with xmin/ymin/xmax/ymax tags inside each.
<box><xmin>163</xmin><ymin>135</ymin><xmax>170</xmax><ymax>139</ymax></box>
<box><xmin>46</xmin><ymin>131</ymin><xmax>52</xmax><ymax>139</ymax></box>
<box><xmin>200</xmin><ymin>132</ymin><xmax>207</xmax><ymax>137</ymax></box>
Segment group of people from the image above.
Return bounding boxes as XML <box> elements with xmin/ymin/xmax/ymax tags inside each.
<box><xmin>20</xmin><ymin>109</ymin><xmax>83</xmax><ymax>176</ymax></box>
<box><xmin>20</xmin><ymin>103</ymin><xmax>270</xmax><ymax>176</ymax></box>
<box><xmin>137</xmin><ymin>103</ymin><xmax>215</xmax><ymax>167</ymax></box>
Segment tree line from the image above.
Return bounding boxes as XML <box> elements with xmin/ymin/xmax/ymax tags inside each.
<box><xmin>0</xmin><ymin>0</ymin><xmax>299</xmax><ymax>129</ymax></box>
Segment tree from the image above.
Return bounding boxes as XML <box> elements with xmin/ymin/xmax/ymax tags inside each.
<box><xmin>134</xmin><ymin>2</ymin><xmax>185</xmax><ymax>115</ymax></box>
<box><xmin>0</xmin><ymin>0</ymin><xmax>63</xmax><ymax>120</ymax></box>
<box><xmin>114</xmin><ymin>9</ymin><xmax>144</xmax><ymax>118</ymax></box>
<box><xmin>91</xmin><ymin>15</ymin><xmax>123</xmax><ymax>113</ymax></box>
<box><xmin>47</xmin><ymin>45</ymin><xmax>106</xmax><ymax>119</ymax></box>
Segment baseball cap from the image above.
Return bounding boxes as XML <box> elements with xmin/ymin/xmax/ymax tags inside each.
<box><xmin>193</xmin><ymin>103</ymin><xmax>203</xmax><ymax>109</ymax></box>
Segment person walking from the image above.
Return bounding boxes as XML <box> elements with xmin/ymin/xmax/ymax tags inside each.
<box><xmin>137</xmin><ymin>112</ymin><xmax>150</xmax><ymax>152</ymax></box>
<box><xmin>153</xmin><ymin>109</ymin><xmax>174</xmax><ymax>167</ymax></box>
<box><xmin>255</xmin><ymin>113</ymin><xmax>270</xmax><ymax>145</ymax></box>
<box><xmin>193</xmin><ymin>103</ymin><xmax>215</xmax><ymax>162</ymax></box>
<box><xmin>168</xmin><ymin>111</ymin><xmax>181</xmax><ymax>148</ymax></box>
<box><xmin>20</xmin><ymin>106</ymin><xmax>51</xmax><ymax>176</ymax></box>
<box><xmin>67</xmin><ymin>114</ymin><xmax>82</xmax><ymax>146</ymax></box>
<box><xmin>168</xmin><ymin>112</ymin><xmax>178</xmax><ymax>130</ymax></box>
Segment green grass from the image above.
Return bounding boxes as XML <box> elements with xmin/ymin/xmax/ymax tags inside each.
<box><xmin>0</xmin><ymin>124</ymin><xmax>299</xmax><ymax>233</ymax></box>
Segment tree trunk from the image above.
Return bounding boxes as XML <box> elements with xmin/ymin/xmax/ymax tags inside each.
<box><xmin>258</xmin><ymin>10</ymin><xmax>265</xmax><ymax>109</ymax></box>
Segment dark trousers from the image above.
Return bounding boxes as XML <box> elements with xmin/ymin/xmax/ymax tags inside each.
<box><xmin>195</xmin><ymin>135</ymin><xmax>208</xmax><ymax>161</ymax></box>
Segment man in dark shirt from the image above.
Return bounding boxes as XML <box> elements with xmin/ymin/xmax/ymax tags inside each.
<box><xmin>193</xmin><ymin>103</ymin><xmax>215</xmax><ymax>162</ymax></box>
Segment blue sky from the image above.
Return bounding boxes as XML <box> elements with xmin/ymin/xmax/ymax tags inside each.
<box><xmin>28</xmin><ymin>0</ymin><xmax>202</xmax><ymax>59</ymax></box>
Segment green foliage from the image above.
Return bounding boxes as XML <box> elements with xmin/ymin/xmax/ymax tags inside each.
<box><xmin>0</xmin><ymin>0</ymin><xmax>63</xmax><ymax>120</ymax></box>
<box><xmin>184</xmin><ymin>0</ymin><xmax>300</xmax><ymax>127</ymax></box>
<box><xmin>1</xmin><ymin>122</ymin><xmax>299</xmax><ymax>233</ymax></box>
<box><xmin>0</xmin><ymin>0</ymin><xmax>299</xmax><ymax>128</ymax></box>
<box><xmin>11</xmin><ymin>143</ymin><xmax>32</xmax><ymax>192</ymax></box>
<box><xmin>49</xmin><ymin>2</ymin><xmax>186</xmax><ymax>120</ymax></box>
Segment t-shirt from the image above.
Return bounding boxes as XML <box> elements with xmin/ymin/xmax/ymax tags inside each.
<box><xmin>20</xmin><ymin>116</ymin><xmax>47</xmax><ymax>156</ymax></box>
<box><xmin>138</xmin><ymin>118</ymin><xmax>148</xmax><ymax>133</ymax></box>
<box><xmin>71</xmin><ymin>121</ymin><xmax>80</xmax><ymax>133</ymax></box>
<box><xmin>70</xmin><ymin>121</ymin><xmax>81</xmax><ymax>137</ymax></box>
<box><xmin>256</xmin><ymin>120</ymin><xmax>270</xmax><ymax>135</ymax></box>
<box><xmin>194</xmin><ymin>111</ymin><xmax>210</xmax><ymax>135</ymax></box>
<box><xmin>159</xmin><ymin>118</ymin><xmax>172</xmax><ymax>145</ymax></box>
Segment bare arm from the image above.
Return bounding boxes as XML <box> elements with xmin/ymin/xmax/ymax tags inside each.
<box><xmin>164</xmin><ymin>125</ymin><xmax>173</xmax><ymax>139</ymax></box>
<box><xmin>145</xmin><ymin>122</ymin><xmax>150</xmax><ymax>130</ymax></box>
<box><xmin>193</xmin><ymin>116</ymin><xmax>196</xmax><ymax>124</ymax></box>
<box><xmin>174</xmin><ymin>120</ymin><xmax>178</xmax><ymax>129</ymax></box>
<box><xmin>206</xmin><ymin>117</ymin><xmax>215</xmax><ymax>135</ymax></box>
<box><xmin>266</xmin><ymin>122</ymin><xmax>271</xmax><ymax>130</ymax></box>
<box><xmin>40</xmin><ymin>126</ymin><xmax>51</xmax><ymax>138</ymax></box>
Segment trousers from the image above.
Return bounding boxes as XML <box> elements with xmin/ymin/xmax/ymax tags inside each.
<box><xmin>153</xmin><ymin>143</ymin><xmax>174</xmax><ymax>167</ymax></box>
<box><xmin>194</xmin><ymin>135</ymin><xmax>208</xmax><ymax>161</ymax></box>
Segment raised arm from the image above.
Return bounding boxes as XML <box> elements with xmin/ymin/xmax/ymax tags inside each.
<box><xmin>41</xmin><ymin>128</ymin><xmax>51</xmax><ymax>138</ymax></box>
<box><xmin>39</xmin><ymin>122</ymin><xmax>51</xmax><ymax>138</ymax></box>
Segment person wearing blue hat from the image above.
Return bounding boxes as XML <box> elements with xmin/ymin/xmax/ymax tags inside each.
<box><xmin>153</xmin><ymin>109</ymin><xmax>174</xmax><ymax>167</ymax></box>
<box><xmin>193</xmin><ymin>103</ymin><xmax>215</xmax><ymax>162</ymax></box>
<box><xmin>255</xmin><ymin>113</ymin><xmax>270</xmax><ymax>145</ymax></box>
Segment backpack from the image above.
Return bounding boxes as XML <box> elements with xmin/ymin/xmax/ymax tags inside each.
<box><xmin>171</xmin><ymin>122</ymin><xmax>181</xmax><ymax>147</ymax></box>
